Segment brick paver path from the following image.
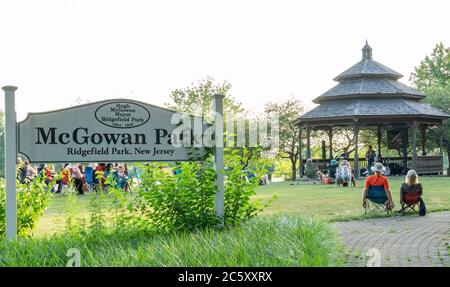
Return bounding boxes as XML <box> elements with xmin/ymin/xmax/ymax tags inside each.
<box><xmin>333</xmin><ymin>211</ymin><xmax>450</xmax><ymax>267</ymax></box>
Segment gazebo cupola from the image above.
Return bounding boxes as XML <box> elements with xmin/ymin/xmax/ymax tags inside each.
<box><xmin>294</xmin><ymin>42</ymin><xmax>449</xmax><ymax>178</ymax></box>
<box><xmin>362</xmin><ymin>41</ymin><xmax>372</xmax><ymax>60</ymax></box>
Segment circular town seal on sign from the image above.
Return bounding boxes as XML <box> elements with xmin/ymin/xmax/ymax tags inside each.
<box><xmin>95</xmin><ymin>101</ymin><xmax>150</xmax><ymax>128</ymax></box>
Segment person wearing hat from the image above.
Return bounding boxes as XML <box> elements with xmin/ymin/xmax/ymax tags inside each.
<box><xmin>362</xmin><ymin>162</ymin><xmax>395</xmax><ymax>210</ymax></box>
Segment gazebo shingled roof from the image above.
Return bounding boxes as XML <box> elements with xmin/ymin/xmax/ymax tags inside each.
<box><xmin>294</xmin><ymin>42</ymin><xmax>449</xmax><ymax>178</ymax></box>
<box><xmin>333</xmin><ymin>42</ymin><xmax>403</xmax><ymax>82</ymax></box>
<box><xmin>294</xmin><ymin>42</ymin><xmax>448</xmax><ymax>125</ymax></box>
<box><xmin>299</xmin><ymin>98</ymin><xmax>449</xmax><ymax>121</ymax></box>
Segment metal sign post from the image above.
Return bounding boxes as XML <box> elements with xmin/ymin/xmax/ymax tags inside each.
<box><xmin>213</xmin><ymin>94</ymin><xmax>225</xmax><ymax>226</ymax></box>
<box><xmin>3</xmin><ymin>86</ymin><xmax>18</xmax><ymax>240</ymax></box>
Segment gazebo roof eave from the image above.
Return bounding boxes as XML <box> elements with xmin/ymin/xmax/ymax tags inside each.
<box><xmin>312</xmin><ymin>93</ymin><xmax>424</xmax><ymax>104</ymax></box>
<box><xmin>293</xmin><ymin>114</ymin><xmax>448</xmax><ymax>127</ymax></box>
<box><xmin>332</xmin><ymin>73</ymin><xmax>402</xmax><ymax>82</ymax></box>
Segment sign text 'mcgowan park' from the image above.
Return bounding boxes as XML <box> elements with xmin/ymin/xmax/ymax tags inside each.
<box><xmin>18</xmin><ymin>100</ymin><xmax>207</xmax><ymax>163</ymax></box>
<box><xmin>2</xmin><ymin>87</ymin><xmax>226</xmax><ymax>240</ymax></box>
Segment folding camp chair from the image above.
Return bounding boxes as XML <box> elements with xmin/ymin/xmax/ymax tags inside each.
<box><xmin>364</xmin><ymin>185</ymin><xmax>390</xmax><ymax>215</ymax></box>
<box><xmin>398</xmin><ymin>192</ymin><xmax>420</xmax><ymax>215</ymax></box>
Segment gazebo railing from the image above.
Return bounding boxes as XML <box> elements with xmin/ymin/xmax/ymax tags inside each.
<box><xmin>413</xmin><ymin>156</ymin><xmax>443</xmax><ymax>175</ymax></box>
<box><xmin>305</xmin><ymin>155</ymin><xmax>443</xmax><ymax>176</ymax></box>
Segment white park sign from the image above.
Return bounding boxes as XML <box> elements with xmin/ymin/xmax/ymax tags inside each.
<box><xmin>18</xmin><ymin>99</ymin><xmax>207</xmax><ymax>163</ymax></box>
<box><xmin>2</xmin><ymin>86</ymin><xmax>225</xmax><ymax>240</ymax></box>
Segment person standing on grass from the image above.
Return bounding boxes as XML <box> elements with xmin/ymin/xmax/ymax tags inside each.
<box><xmin>366</xmin><ymin>145</ymin><xmax>377</xmax><ymax>170</ymax></box>
<box><xmin>362</xmin><ymin>162</ymin><xmax>395</xmax><ymax>211</ymax></box>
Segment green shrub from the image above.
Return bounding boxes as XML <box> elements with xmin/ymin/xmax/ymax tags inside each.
<box><xmin>0</xmin><ymin>177</ymin><xmax>52</xmax><ymax>238</ymax></box>
<box><xmin>135</xmin><ymin>148</ymin><xmax>271</xmax><ymax>232</ymax></box>
<box><xmin>136</xmin><ymin>160</ymin><xmax>220</xmax><ymax>232</ymax></box>
<box><xmin>224</xmin><ymin>148</ymin><xmax>269</xmax><ymax>225</ymax></box>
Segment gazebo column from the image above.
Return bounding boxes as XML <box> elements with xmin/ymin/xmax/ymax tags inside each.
<box><xmin>439</xmin><ymin>123</ymin><xmax>444</xmax><ymax>156</ymax></box>
<box><xmin>306</xmin><ymin>125</ymin><xmax>311</xmax><ymax>159</ymax></box>
<box><xmin>411</xmin><ymin>121</ymin><xmax>418</xmax><ymax>171</ymax></box>
<box><xmin>298</xmin><ymin>127</ymin><xmax>303</xmax><ymax>179</ymax></box>
<box><xmin>353</xmin><ymin>122</ymin><xmax>360</xmax><ymax>178</ymax></box>
<box><xmin>321</xmin><ymin>140</ymin><xmax>326</xmax><ymax>160</ymax></box>
<box><xmin>328</xmin><ymin>127</ymin><xmax>333</xmax><ymax>160</ymax></box>
<box><xmin>402</xmin><ymin>130</ymin><xmax>408</xmax><ymax>174</ymax></box>
<box><xmin>439</xmin><ymin>123</ymin><xmax>444</xmax><ymax>175</ymax></box>
<box><xmin>420</xmin><ymin>124</ymin><xmax>427</xmax><ymax>156</ymax></box>
<box><xmin>377</xmin><ymin>125</ymin><xmax>382</xmax><ymax>161</ymax></box>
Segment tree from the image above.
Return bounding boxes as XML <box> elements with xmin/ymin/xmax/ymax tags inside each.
<box><xmin>167</xmin><ymin>77</ymin><xmax>273</xmax><ymax>176</ymax></box>
<box><xmin>411</xmin><ymin>42</ymin><xmax>450</xmax><ymax>165</ymax></box>
<box><xmin>166</xmin><ymin>77</ymin><xmax>243</xmax><ymax>115</ymax></box>
<box><xmin>410</xmin><ymin>42</ymin><xmax>449</xmax><ymax>91</ymax></box>
<box><xmin>265</xmin><ymin>98</ymin><xmax>304</xmax><ymax>181</ymax></box>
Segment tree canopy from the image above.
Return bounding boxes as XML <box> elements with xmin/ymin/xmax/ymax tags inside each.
<box><xmin>166</xmin><ymin>77</ymin><xmax>243</xmax><ymax>116</ymax></box>
<box><xmin>265</xmin><ymin>98</ymin><xmax>304</xmax><ymax>180</ymax></box>
<box><xmin>411</xmin><ymin>42</ymin><xmax>450</xmax><ymax>162</ymax></box>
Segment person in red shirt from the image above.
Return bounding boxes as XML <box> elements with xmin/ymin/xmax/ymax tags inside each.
<box><xmin>362</xmin><ymin>162</ymin><xmax>395</xmax><ymax>210</ymax></box>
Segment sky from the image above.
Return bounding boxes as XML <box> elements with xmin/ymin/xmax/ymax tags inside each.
<box><xmin>0</xmin><ymin>0</ymin><xmax>449</xmax><ymax>121</ymax></box>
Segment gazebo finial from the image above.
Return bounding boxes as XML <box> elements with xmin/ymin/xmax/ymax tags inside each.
<box><xmin>362</xmin><ymin>40</ymin><xmax>373</xmax><ymax>60</ymax></box>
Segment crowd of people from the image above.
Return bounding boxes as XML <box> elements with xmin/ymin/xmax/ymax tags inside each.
<box><xmin>302</xmin><ymin>145</ymin><xmax>426</xmax><ymax>214</ymax></box>
<box><xmin>304</xmin><ymin>145</ymin><xmax>380</xmax><ymax>186</ymax></box>
<box><xmin>16</xmin><ymin>158</ymin><xmax>132</xmax><ymax>194</ymax></box>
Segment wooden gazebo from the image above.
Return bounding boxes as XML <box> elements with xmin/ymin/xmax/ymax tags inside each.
<box><xmin>294</xmin><ymin>42</ymin><xmax>449</xmax><ymax>178</ymax></box>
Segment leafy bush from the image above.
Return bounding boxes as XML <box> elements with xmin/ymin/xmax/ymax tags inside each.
<box><xmin>134</xmin><ymin>148</ymin><xmax>270</xmax><ymax>232</ymax></box>
<box><xmin>224</xmin><ymin>148</ymin><xmax>270</xmax><ymax>225</ymax></box>
<box><xmin>136</xmin><ymin>160</ymin><xmax>219</xmax><ymax>232</ymax></box>
<box><xmin>0</xmin><ymin>178</ymin><xmax>52</xmax><ymax>238</ymax></box>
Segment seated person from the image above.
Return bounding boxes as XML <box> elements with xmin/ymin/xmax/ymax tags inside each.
<box><xmin>340</xmin><ymin>160</ymin><xmax>356</xmax><ymax>187</ymax></box>
<box><xmin>362</xmin><ymin>163</ymin><xmax>395</xmax><ymax>211</ymax></box>
<box><xmin>84</xmin><ymin>164</ymin><xmax>94</xmax><ymax>189</ymax></box>
<box><xmin>336</xmin><ymin>160</ymin><xmax>351</xmax><ymax>186</ymax></box>
<box><xmin>400</xmin><ymin>169</ymin><xmax>422</xmax><ymax>206</ymax></box>
<box><xmin>304</xmin><ymin>158</ymin><xmax>319</xmax><ymax>179</ymax></box>
<box><xmin>328</xmin><ymin>159</ymin><xmax>338</xmax><ymax>179</ymax></box>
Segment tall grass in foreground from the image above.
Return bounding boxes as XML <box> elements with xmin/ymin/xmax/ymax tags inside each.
<box><xmin>0</xmin><ymin>215</ymin><xmax>343</xmax><ymax>267</ymax></box>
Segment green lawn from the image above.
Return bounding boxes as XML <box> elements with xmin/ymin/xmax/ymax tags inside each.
<box><xmin>9</xmin><ymin>176</ymin><xmax>449</xmax><ymax>267</ymax></box>
<box><xmin>33</xmin><ymin>176</ymin><xmax>450</xmax><ymax>237</ymax></box>
<box><xmin>254</xmin><ymin>176</ymin><xmax>450</xmax><ymax>222</ymax></box>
